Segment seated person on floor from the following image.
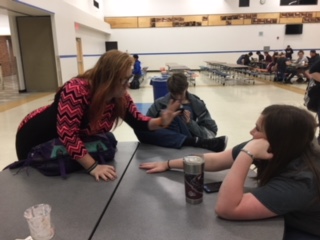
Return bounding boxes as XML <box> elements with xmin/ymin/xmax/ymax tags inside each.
<box><xmin>254</xmin><ymin>52</ymin><xmax>278</xmax><ymax>73</ymax></box>
<box><xmin>286</xmin><ymin>50</ymin><xmax>309</xmax><ymax>83</ymax></box>
<box><xmin>134</xmin><ymin>73</ymin><xmax>227</xmax><ymax>152</ymax></box>
<box><xmin>256</xmin><ymin>51</ymin><xmax>264</xmax><ymax>62</ymax></box>
<box><xmin>264</xmin><ymin>51</ymin><xmax>272</xmax><ymax>63</ymax></box>
<box><xmin>236</xmin><ymin>52</ymin><xmax>253</xmax><ymax>66</ymax></box>
<box><xmin>274</xmin><ymin>52</ymin><xmax>291</xmax><ymax>83</ymax></box>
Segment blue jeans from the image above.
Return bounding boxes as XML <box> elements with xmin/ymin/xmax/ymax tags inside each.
<box><xmin>278</xmin><ymin>69</ymin><xmax>286</xmax><ymax>82</ymax></box>
<box><xmin>134</xmin><ymin>116</ymin><xmax>192</xmax><ymax>149</ymax></box>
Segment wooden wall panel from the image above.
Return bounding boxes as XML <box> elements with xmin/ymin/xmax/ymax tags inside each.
<box><xmin>232</xmin><ymin>19</ymin><xmax>244</xmax><ymax>25</ymax></box>
<box><xmin>138</xmin><ymin>17</ymin><xmax>151</xmax><ymax>28</ymax></box>
<box><xmin>105</xmin><ymin>17</ymin><xmax>138</xmax><ymax>28</ymax></box>
<box><xmin>105</xmin><ymin>12</ymin><xmax>320</xmax><ymax>29</ymax></box>
<box><xmin>202</xmin><ymin>21</ymin><xmax>208</xmax><ymax>26</ymax></box>
<box><xmin>244</xmin><ymin>19</ymin><xmax>252</xmax><ymax>25</ymax></box>
<box><xmin>155</xmin><ymin>22</ymin><xmax>173</xmax><ymax>27</ymax></box>
<box><xmin>279</xmin><ymin>18</ymin><xmax>303</xmax><ymax>24</ymax></box>
<box><xmin>183</xmin><ymin>16</ymin><xmax>204</xmax><ymax>22</ymax></box>
<box><xmin>257</xmin><ymin>13</ymin><xmax>279</xmax><ymax>19</ymax></box>
<box><xmin>208</xmin><ymin>15</ymin><xmax>225</xmax><ymax>26</ymax></box>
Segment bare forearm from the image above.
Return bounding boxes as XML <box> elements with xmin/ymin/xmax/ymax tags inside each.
<box><xmin>77</xmin><ymin>153</ymin><xmax>96</xmax><ymax>169</ymax></box>
<box><xmin>168</xmin><ymin>150</ymin><xmax>234</xmax><ymax>172</ymax></box>
<box><xmin>216</xmin><ymin>152</ymin><xmax>252</xmax><ymax>214</ymax></box>
<box><xmin>148</xmin><ymin>118</ymin><xmax>163</xmax><ymax>130</ymax></box>
<box><xmin>203</xmin><ymin>150</ymin><xmax>234</xmax><ymax>171</ymax></box>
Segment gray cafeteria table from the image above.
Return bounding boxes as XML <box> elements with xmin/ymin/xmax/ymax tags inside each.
<box><xmin>92</xmin><ymin>144</ymin><xmax>284</xmax><ymax>240</ymax></box>
<box><xmin>0</xmin><ymin>142</ymin><xmax>138</xmax><ymax>240</ymax></box>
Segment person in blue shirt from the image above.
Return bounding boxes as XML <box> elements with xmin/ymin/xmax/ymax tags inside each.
<box><xmin>130</xmin><ymin>54</ymin><xmax>142</xmax><ymax>89</ymax></box>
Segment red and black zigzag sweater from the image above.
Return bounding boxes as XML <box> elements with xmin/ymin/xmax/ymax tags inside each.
<box><xmin>18</xmin><ymin>78</ymin><xmax>150</xmax><ymax>160</ymax></box>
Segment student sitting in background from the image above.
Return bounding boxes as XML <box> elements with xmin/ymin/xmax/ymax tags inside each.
<box><xmin>264</xmin><ymin>52</ymin><xmax>272</xmax><ymax>63</ymax></box>
<box><xmin>286</xmin><ymin>50</ymin><xmax>309</xmax><ymax>83</ymax></box>
<box><xmin>274</xmin><ymin>53</ymin><xmax>291</xmax><ymax>83</ymax></box>
<box><xmin>256</xmin><ymin>51</ymin><xmax>264</xmax><ymax>61</ymax></box>
<box><xmin>140</xmin><ymin>104</ymin><xmax>320</xmax><ymax>240</ymax></box>
<box><xmin>237</xmin><ymin>52</ymin><xmax>253</xmax><ymax>65</ymax></box>
<box><xmin>134</xmin><ymin>73</ymin><xmax>227</xmax><ymax>152</ymax></box>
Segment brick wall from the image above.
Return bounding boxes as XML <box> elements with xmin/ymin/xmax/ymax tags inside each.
<box><xmin>0</xmin><ymin>36</ymin><xmax>17</xmax><ymax>77</ymax></box>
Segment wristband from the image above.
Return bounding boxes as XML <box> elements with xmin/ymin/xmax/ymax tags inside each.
<box><xmin>240</xmin><ymin>149</ymin><xmax>254</xmax><ymax>160</ymax></box>
<box><xmin>86</xmin><ymin>161</ymin><xmax>98</xmax><ymax>173</ymax></box>
<box><xmin>167</xmin><ymin>160</ymin><xmax>171</xmax><ymax>170</ymax></box>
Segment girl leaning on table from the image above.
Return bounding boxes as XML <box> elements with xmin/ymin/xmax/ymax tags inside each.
<box><xmin>140</xmin><ymin>104</ymin><xmax>320</xmax><ymax>239</ymax></box>
<box><xmin>13</xmin><ymin>50</ymin><xmax>180</xmax><ymax>181</ymax></box>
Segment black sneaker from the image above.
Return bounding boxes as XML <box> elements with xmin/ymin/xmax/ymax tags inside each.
<box><xmin>284</xmin><ymin>79</ymin><xmax>292</xmax><ymax>84</ymax></box>
<box><xmin>197</xmin><ymin>136</ymin><xmax>228</xmax><ymax>152</ymax></box>
<box><xmin>296</xmin><ymin>78</ymin><xmax>304</xmax><ymax>83</ymax></box>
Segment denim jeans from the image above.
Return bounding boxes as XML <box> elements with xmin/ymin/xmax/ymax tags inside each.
<box><xmin>134</xmin><ymin>116</ymin><xmax>192</xmax><ymax>149</ymax></box>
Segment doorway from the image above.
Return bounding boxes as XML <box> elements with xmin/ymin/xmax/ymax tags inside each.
<box><xmin>16</xmin><ymin>16</ymin><xmax>58</xmax><ymax>92</ymax></box>
<box><xmin>76</xmin><ymin>38</ymin><xmax>84</xmax><ymax>74</ymax></box>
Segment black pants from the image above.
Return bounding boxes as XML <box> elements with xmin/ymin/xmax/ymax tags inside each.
<box><xmin>16</xmin><ymin>106</ymin><xmax>58</xmax><ymax>160</ymax></box>
<box><xmin>284</xmin><ymin>226</ymin><xmax>320</xmax><ymax>240</ymax></box>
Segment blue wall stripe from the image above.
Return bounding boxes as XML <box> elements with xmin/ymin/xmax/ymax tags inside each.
<box><xmin>59</xmin><ymin>55</ymin><xmax>77</xmax><ymax>58</ymax></box>
<box><xmin>134</xmin><ymin>49</ymin><xmax>320</xmax><ymax>56</ymax></box>
<box><xmin>59</xmin><ymin>48</ymin><xmax>320</xmax><ymax>59</ymax></box>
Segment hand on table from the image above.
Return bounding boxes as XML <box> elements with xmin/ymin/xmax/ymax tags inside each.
<box><xmin>90</xmin><ymin>164</ymin><xmax>117</xmax><ymax>181</ymax></box>
<box><xmin>139</xmin><ymin>162</ymin><xmax>168</xmax><ymax>174</ymax></box>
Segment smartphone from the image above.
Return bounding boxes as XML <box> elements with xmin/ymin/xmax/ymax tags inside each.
<box><xmin>203</xmin><ymin>181</ymin><xmax>223</xmax><ymax>193</ymax></box>
<box><xmin>178</xmin><ymin>107</ymin><xmax>184</xmax><ymax>113</ymax></box>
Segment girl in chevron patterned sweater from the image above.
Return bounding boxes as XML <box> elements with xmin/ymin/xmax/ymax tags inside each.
<box><xmin>15</xmin><ymin>50</ymin><xmax>180</xmax><ymax>181</ymax></box>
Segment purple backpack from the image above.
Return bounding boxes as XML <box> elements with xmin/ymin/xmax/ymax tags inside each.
<box><xmin>4</xmin><ymin>132</ymin><xmax>117</xmax><ymax>178</ymax></box>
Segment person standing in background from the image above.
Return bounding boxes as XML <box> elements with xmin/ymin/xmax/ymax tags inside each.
<box><xmin>285</xmin><ymin>45</ymin><xmax>294</xmax><ymax>60</ymax></box>
<box><xmin>130</xmin><ymin>54</ymin><xmax>142</xmax><ymax>89</ymax></box>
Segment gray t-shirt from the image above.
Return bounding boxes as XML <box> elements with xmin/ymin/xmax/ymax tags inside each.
<box><xmin>232</xmin><ymin>142</ymin><xmax>320</xmax><ymax>236</ymax></box>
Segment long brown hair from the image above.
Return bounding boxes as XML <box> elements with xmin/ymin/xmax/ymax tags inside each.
<box><xmin>76</xmin><ymin>50</ymin><xmax>133</xmax><ymax>131</ymax></box>
<box><xmin>255</xmin><ymin>105</ymin><xmax>320</xmax><ymax>198</ymax></box>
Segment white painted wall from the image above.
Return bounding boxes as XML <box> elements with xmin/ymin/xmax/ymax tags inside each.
<box><xmin>75</xmin><ymin>25</ymin><xmax>109</xmax><ymax>71</ymax></box>
<box><xmin>105</xmin><ymin>0</ymin><xmax>320</xmax><ymax>70</ymax></box>
<box><xmin>104</xmin><ymin>0</ymin><xmax>320</xmax><ymax>16</ymax></box>
<box><xmin>64</xmin><ymin>0</ymin><xmax>104</xmax><ymax>19</ymax></box>
<box><xmin>9</xmin><ymin>0</ymin><xmax>111</xmax><ymax>87</ymax></box>
<box><xmin>0</xmin><ymin>14</ymin><xmax>10</xmax><ymax>35</ymax></box>
<box><xmin>110</xmin><ymin>23</ymin><xmax>319</xmax><ymax>70</ymax></box>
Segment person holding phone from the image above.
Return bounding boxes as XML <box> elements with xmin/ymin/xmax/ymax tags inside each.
<box><xmin>134</xmin><ymin>72</ymin><xmax>227</xmax><ymax>152</ymax></box>
<box><xmin>140</xmin><ymin>104</ymin><xmax>320</xmax><ymax>239</ymax></box>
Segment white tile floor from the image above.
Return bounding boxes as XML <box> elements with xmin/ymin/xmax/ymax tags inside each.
<box><xmin>0</xmin><ymin>71</ymin><xmax>312</xmax><ymax>170</ymax></box>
